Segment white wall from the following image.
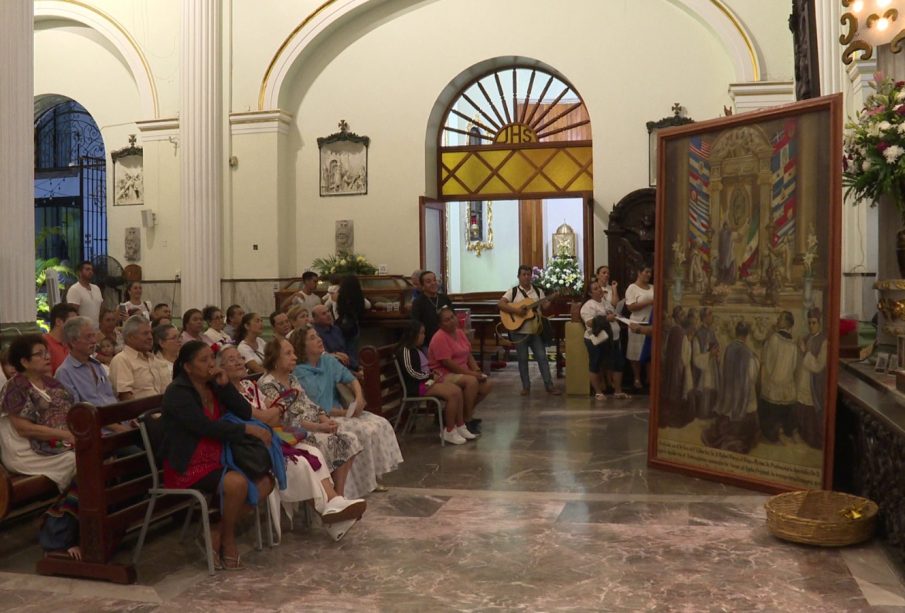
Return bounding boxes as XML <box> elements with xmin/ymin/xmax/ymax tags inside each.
<box><xmin>446</xmin><ymin>200</ymin><xmax>520</xmax><ymax>294</ymax></box>
<box><xmin>30</xmin><ymin>0</ymin><xmax>798</xmax><ymax>290</ymax></box>
<box><xmin>282</xmin><ymin>0</ymin><xmax>774</xmax><ymax>277</ymax></box>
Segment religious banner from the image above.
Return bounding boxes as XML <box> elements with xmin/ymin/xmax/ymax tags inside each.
<box><xmin>648</xmin><ymin>94</ymin><xmax>842</xmax><ymax>492</ymax></box>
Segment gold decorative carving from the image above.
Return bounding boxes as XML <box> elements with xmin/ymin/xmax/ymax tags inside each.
<box><xmin>464</xmin><ymin>202</ymin><xmax>494</xmax><ymax>256</ymax></box>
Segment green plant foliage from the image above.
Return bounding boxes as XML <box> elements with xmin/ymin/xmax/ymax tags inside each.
<box><xmin>311</xmin><ymin>251</ymin><xmax>378</xmax><ymax>276</ymax></box>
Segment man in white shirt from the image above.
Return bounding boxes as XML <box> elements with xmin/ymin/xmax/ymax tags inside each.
<box><xmin>66</xmin><ymin>260</ymin><xmax>104</xmax><ymax>323</ymax></box>
<box><xmin>498</xmin><ymin>264</ymin><xmax>560</xmax><ymax>396</ymax></box>
<box><xmin>282</xmin><ymin>271</ymin><xmax>321</xmax><ymax>311</ymax></box>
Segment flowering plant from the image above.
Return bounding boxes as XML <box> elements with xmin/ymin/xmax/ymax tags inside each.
<box><xmin>533</xmin><ymin>249</ymin><xmax>584</xmax><ymax>296</ymax></box>
<box><xmin>311</xmin><ymin>251</ymin><xmax>377</xmax><ymax>276</ymax></box>
<box><xmin>843</xmin><ymin>73</ymin><xmax>905</xmax><ymax>213</ymax></box>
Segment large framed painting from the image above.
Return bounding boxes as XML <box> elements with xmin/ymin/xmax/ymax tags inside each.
<box><xmin>648</xmin><ymin>94</ymin><xmax>842</xmax><ymax>492</ymax></box>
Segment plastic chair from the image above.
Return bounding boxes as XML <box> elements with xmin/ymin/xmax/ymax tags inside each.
<box><xmin>392</xmin><ymin>359</ymin><xmax>446</xmax><ymax>446</ymax></box>
<box><xmin>132</xmin><ymin>409</ymin><xmax>272</xmax><ymax>575</ymax></box>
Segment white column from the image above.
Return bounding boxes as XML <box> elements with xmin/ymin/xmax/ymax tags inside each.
<box><xmin>0</xmin><ymin>0</ymin><xmax>36</xmax><ymax>332</ymax></box>
<box><xmin>180</xmin><ymin>0</ymin><xmax>222</xmax><ymax>310</ymax></box>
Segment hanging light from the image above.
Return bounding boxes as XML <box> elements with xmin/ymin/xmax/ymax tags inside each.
<box><xmin>841</xmin><ymin>0</ymin><xmax>905</xmax><ymax>64</ymax></box>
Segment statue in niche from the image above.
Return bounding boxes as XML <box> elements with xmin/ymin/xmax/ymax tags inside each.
<box><xmin>124</xmin><ymin>227</ymin><xmax>141</xmax><ymax>261</ymax></box>
<box><xmin>335</xmin><ymin>219</ymin><xmax>354</xmax><ymax>254</ymax></box>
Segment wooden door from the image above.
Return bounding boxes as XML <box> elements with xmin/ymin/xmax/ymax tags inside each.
<box><xmin>419</xmin><ymin>197</ymin><xmax>447</xmax><ymax>283</ymax></box>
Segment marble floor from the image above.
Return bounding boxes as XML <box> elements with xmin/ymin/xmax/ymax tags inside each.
<box><xmin>0</xmin><ymin>365</ymin><xmax>904</xmax><ymax>611</ymax></box>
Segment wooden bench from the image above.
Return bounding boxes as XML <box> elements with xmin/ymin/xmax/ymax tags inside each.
<box><xmin>0</xmin><ymin>467</ymin><xmax>57</xmax><ymax>521</ymax></box>
<box><xmin>359</xmin><ymin>344</ymin><xmax>402</xmax><ymax>420</ymax></box>
<box><xmin>35</xmin><ymin>394</ymin><xmax>185</xmax><ymax>584</ymax></box>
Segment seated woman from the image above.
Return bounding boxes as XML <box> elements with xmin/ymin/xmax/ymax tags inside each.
<box><xmin>219</xmin><ymin>344</ymin><xmax>365</xmax><ymax>527</ymax></box>
<box><xmin>235</xmin><ymin>312</ymin><xmax>267</xmax><ymax>374</ymax></box>
<box><xmin>255</xmin><ymin>338</ymin><xmax>362</xmax><ymax>497</ymax></box>
<box><xmin>97</xmin><ymin>306</ymin><xmax>124</xmax><ymax>354</ymax></box>
<box><xmin>396</xmin><ymin>320</ymin><xmax>471</xmax><ymax>445</ymax></box>
<box><xmin>286</xmin><ymin>305</ymin><xmax>310</xmax><ymax>341</ymax></box>
<box><xmin>0</xmin><ymin>335</ymin><xmax>80</xmax><ymax>559</ymax></box>
<box><xmin>0</xmin><ymin>335</ymin><xmax>76</xmax><ymax>490</ymax></box>
<box><xmin>427</xmin><ymin>307</ymin><xmax>491</xmax><ymax>435</ymax></box>
<box><xmin>202</xmin><ymin>305</ymin><xmax>233</xmax><ymax>347</ymax></box>
<box><xmin>180</xmin><ymin>308</ymin><xmax>205</xmax><ymax>345</ymax></box>
<box><xmin>293</xmin><ymin>326</ymin><xmax>403</xmax><ymax>498</ymax></box>
<box><xmin>153</xmin><ymin>323</ymin><xmax>182</xmax><ymax>364</ymax></box>
<box><xmin>161</xmin><ymin>341</ymin><xmax>274</xmax><ymax>570</ymax></box>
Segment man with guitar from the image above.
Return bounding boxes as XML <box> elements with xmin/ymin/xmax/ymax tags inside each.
<box><xmin>498</xmin><ymin>265</ymin><xmax>562</xmax><ymax>396</ymax></box>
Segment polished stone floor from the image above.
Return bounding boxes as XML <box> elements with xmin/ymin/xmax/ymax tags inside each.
<box><xmin>0</xmin><ymin>364</ymin><xmax>904</xmax><ymax>611</ymax></box>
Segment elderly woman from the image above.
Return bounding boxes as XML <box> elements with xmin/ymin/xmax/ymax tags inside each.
<box><xmin>286</xmin><ymin>305</ymin><xmax>310</xmax><ymax>341</ymax></box>
<box><xmin>153</xmin><ymin>323</ymin><xmax>182</xmax><ymax>364</ymax></box>
<box><xmin>235</xmin><ymin>312</ymin><xmax>267</xmax><ymax>374</ymax></box>
<box><xmin>256</xmin><ymin>338</ymin><xmax>361</xmax><ymax>497</ymax></box>
<box><xmin>293</xmin><ymin>326</ymin><xmax>403</xmax><ymax>498</ymax></box>
<box><xmin>161</xmin><ymin>341</ymin><xmax>274</xmax><ymax>570</ymax></box>
<box><xmin>180</xmin><ymin>308</ymin><xmax>205</xmax><ymax>345</ymax></box>
<box><xmin>202</xmin><ymin>305</ymin><xmax>232</xmax><ymax>347</ymax></box>
<box><xmin>428</xmin><ymin>307</ymin><xmax>491</xmax><ymax>433</ymax></box>
<box><xmin>0</xmin><ymin>335</ymin><xmax>76</xmax><ymax>490</ymax></box>
<box><xmin>219</xmin><ymin>344</ymin><xmax>365</xmax><ymax>528</ymax></box>
<box><xmin>97</xmin><ymin>306</ymin><xmax>124</xmax><ymax>354</ymax></box>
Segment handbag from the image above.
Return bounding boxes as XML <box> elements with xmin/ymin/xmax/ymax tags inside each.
<box><xmin>228</xmin><ymin>434</ymin><xmax>272</xmax><ymax>478</ymax></box>
<box><xmin>539</xmin><ymin>316</ymin><xmax>555</xmax><ymax>346</ymax></box>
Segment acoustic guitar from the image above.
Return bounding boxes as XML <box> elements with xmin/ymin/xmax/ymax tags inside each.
<box><xmin>499</xmin><ymin>291</ymin><xmax>559</xmax><ymax>332</ymax></box>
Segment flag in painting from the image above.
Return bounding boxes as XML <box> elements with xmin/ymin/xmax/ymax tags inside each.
<box><xmin>688</xmin><ymin>136</ymin><xmax>711</xmax><ymax>265</ymax></box>
<box><xmin>771</xmin><ymin>119</ymin><xmax>797</xmax><ymax>248</ymax></box>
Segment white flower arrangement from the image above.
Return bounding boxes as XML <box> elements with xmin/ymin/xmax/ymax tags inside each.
<box><xmin>533</xmin><ymin>253</ymin><xmax>584</xmax><ymax>296</ymax></box>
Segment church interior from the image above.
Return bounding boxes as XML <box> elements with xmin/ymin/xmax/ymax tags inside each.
<box><xmin>2</xmin><ymin>0</ymin><xmax>905</xmax><ymax>610</ymax></box>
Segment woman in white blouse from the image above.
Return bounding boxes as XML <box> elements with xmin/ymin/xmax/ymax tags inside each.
<box><xmin>580</xmin><ymin>280</ymin><xmax>628</xmax><ymax>401</ymax></box>
<box><xmin>201</xmin><ymin>305</ymin><xmax>233</xmax><ymax>347</ymax></box>
<box><xmin>624</xmin><ymin>266</ymin><xmax>654</xmax><ymax>390</ymax></box>
<box><xmin>235</xmin><ymin>312</ymin><xmax>266</xmax><ymax>374</ymax></box>
<box><xmin>119</xmin><ymin>281</ymin><xmax>153</xmax><ymax>320</ymax></box>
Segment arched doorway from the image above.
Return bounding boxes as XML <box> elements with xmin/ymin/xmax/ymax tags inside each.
<box><xmin>421</xmin><ymin>62</ymin><xmax>593</xmax><ymax>293</ymax></box>
<box><xmin>33</xmin><ymin>97</ymin><xmax>107</xmax><ymax>265</ymax></box>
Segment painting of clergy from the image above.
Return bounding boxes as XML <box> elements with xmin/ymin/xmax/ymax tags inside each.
<box><xmin>648</xmin><ymin>95</ymin><xmax>842</xmax><ymax>492</ymax></box>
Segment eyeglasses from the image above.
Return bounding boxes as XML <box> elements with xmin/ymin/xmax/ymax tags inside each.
<box><xmin>165</xmin><ymin>334</ymin><xmax>180</xmax><ymax>342</ymax></box>
<box><xmin>30</xmin><ymin>350</ymin><xmax>49</xmax><ymax>359</ymax></box>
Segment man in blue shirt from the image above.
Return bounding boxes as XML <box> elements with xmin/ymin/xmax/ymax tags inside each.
<box><xmin>55</xmin><ymin>316</ymin><xmax>117</xmax><ymax>407</ymax></box>
<box><xmin>311</xmin><ymin>304</ymin><xmax>360</xmax><ymax>372</ymax></box>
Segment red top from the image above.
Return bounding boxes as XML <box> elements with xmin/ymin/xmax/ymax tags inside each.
<box><xmin>43</xmin><ymin>333</ymin><xmax>69</xmax><ymax>375</ymax></box>
<box><xmin>428</xmin><ymin>327</ymin><xmax>472</xmax><ymax>377</ymax></box>
<box><xmin>163</xmin><ymin>396</ymin><xmax>223</xmax><ymax>489</ymax></box>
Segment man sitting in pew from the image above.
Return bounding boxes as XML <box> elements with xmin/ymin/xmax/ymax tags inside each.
<box><xmin>55</xmin><ymin>317</ymin><xmax>117</xmax><ymax>407</ymax></box>
<box><xmin>311</xmin><ymin>304</ymin><xmax>361</xmax><ymax>374</ymax></box>
<box><xmin>109</xmin><ymin>316</ymin><xmax>172</xmax><ymax>401</ymax></box>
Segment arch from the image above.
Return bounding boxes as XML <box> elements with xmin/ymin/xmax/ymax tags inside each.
<box><xmin>34</xmin><ymin>0</ymin><xmax>159</xmax><ymax>118</ymax></box>
<box><xmin>259</xmin><ymin>0</ymin><xmax>762</xmax><ymax>111</ymax></box>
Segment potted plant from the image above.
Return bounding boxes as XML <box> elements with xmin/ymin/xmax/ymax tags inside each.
<box><xmin>843</xmin><ymin>73</ymin><xmax>905</xmax><ymax>275</ymax></box>
<box><xmin>843</xmin><ymin>73</ymin><xmax>905</xmax><ymax>337</ymax></box>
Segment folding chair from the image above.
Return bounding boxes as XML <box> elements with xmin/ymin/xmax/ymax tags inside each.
<box><xmin>392</xmin><ymin>359</ymin><xmax>446</xmax><ymax>446</ymax></box>
<box><xmin>132</xmin><ymin>409</ymin><xmax>272</xmax><ymax>576</ymax></box>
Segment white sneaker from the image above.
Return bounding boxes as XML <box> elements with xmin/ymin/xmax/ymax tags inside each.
<box><xmin>322</xmin><ymin>496</ymin><xmax>367</xmax><ymax>524</ymax></box>
<box><xmin>325</xmin><ymin>517</ymin><xmax>359</xmax><ymax>541</ymax></box>
<box><xmin>441</xmin><ymin>429</ymin><xmax>467</xmax><ymax>445</ymax></box>
<box><xmin>456</xmin><ymin>424</ymin><xmax>477</xmax><ymax>440</ymax></box>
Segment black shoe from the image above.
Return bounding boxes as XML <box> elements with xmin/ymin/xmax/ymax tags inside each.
<box><xmin>466</xmin><ymin>419</ymin><xmax>482</xmax><ymax>433</ymax></box>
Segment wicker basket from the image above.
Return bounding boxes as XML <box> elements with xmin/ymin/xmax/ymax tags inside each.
<box><xmin>765</xmin><ymin>490</ymin><xmax>878</xmax><ymax>547</ymax></box>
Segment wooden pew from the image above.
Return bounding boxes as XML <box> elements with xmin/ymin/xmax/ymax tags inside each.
<box><xmin>35</xmin><ymin>395</ymin><xmax>179</xmax><ymax>584</ymax></box>
<box><xmin>359</xmin><ymin>344</ymin><xmax>403</xmax><ymax>420</ymax></box>
<box><xmin>0</xmin><ymin>467</ymin><xmax>57</xmax><ymax>521</ymax></box>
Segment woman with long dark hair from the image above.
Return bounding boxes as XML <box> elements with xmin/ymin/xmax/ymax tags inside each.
<box><xmin>396</xmin><ymin>320</ymin><xmax>470</xmax><ymax>445</ymax></box>
<box><xmin>161</xmin><ymin>341</ymin><xmax>274</xmax><ymax>570</ymax></box>
<box><xmin>235</xmin><ymin>312</ymin><xmax>266</xmax><ymax>374</ymax></box>
<box><xmin>335</xmin><ymin>275</ymin><xmax>370</xmax><ymax>360</ymax></box>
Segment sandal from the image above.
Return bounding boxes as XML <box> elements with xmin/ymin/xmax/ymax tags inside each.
<box><xmin>221</xmin><ymin>553</ymin><xmax>243</xmax><ymax>570</ymax></box>
<box><xmin>613</xmin><ymin>392</ymin><xmax>630</xmax><ymax>399</ymax></box>
<box><xmin>594</xmin><ymin>393</ymin><xmax>606</xmax><ymax>401</ymax></box>
<box><xmin>196</xmin><ymin>537</ymin><xmax>223</xmax><ymax>570</ymax></box>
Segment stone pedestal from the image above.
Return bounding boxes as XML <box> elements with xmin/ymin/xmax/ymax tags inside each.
<box><xmin>0</xmin><ymin>0</ymin><xmax>38</xmax><ymax>340</ymax></box>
